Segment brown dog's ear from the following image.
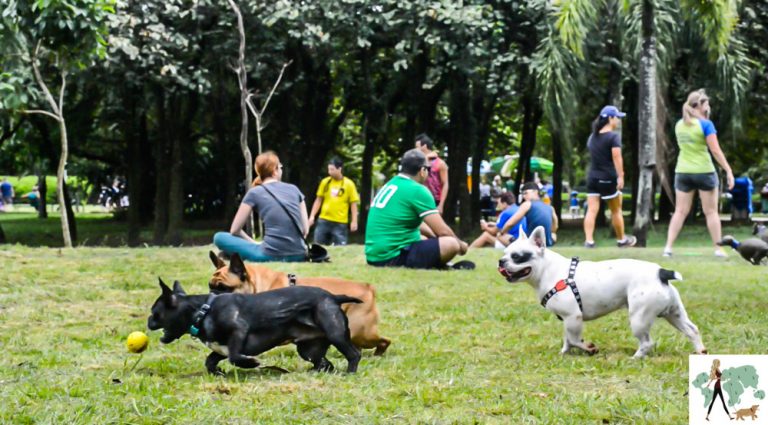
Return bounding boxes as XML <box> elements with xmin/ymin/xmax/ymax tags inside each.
<box><xmin>229</xmin><ymin>253</ymin><xmax>248</xmax><ymax>281</ymax></box>
<box><xmin>209</xmin><ymin>251</ymin><xmax>226</xmax><ymax>269</ymax></box>
<box><xmin>158</xmin><ymin>278</ymin><xmax>177</xmax><ymax>307</ymax></box>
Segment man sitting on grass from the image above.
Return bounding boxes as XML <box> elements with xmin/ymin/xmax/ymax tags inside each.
<box><xmin>365</xmin><ymin>149</ymin><xmax>474</xmax><ymax>270</ymax></box>
<box><xmin>469</xmin><ymin>192</ymin><xmax>528</xmax><ymax>249</ymax></box>
<box><xmin>498</xmin><ymin>182</ymin><xmax>557</xmax><ymax>246</ymax></box>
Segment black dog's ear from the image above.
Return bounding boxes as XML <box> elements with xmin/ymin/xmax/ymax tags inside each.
<box><xmin>172</xmin><ymin>280</ymin><xmax>186</xmax><ymax>296</ymax></box>
<box><xmin>159</xmin><ymin>278</ymin><xmax>178</xmax><ymax>307</ymax></box>
<box><xmin>210</xmin><ymin>250</ymin><xmax>226</xmax><ymax>269</ymax></box>
<box><xmin>229</xmin><ymin>253</ymin><xmax>248</xmax><ymax>280</ymax></box>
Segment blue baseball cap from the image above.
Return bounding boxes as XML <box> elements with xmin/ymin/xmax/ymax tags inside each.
<box><xmin>599</xmin><ymin>105</ymin><xmax>626</xmax><ymax>118</ymax></box>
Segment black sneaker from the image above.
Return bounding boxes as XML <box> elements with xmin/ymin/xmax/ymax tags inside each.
<box><xmin>617</xmin><ymin>235</ymin><xmax>637</xmax><ymax>248</ymax></box>
<box><xmin>584</xmin><ymin>241</ymin><xmax>596</xmax><ymax>248</ymax></box>
<box><xmin>450</xmin><ymin>260</ymin><xmax>476</xmax><ymax>270</ymax></box>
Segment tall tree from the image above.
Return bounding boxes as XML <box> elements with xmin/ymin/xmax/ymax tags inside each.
<box><xmin>1</xmin><ymin>0</ymin><xmax>114</xmax><ymax>247</ymax></box>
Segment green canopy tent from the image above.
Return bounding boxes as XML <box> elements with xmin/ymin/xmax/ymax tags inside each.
<box><xmin>490</xmin><ymin>155</ymin><xmax>554</xmax><ymax>177</ymax></box>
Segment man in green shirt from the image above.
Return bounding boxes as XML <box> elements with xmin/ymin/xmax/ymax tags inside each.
<box><xmin>365</xmin><ymin>149</ymin><xmax>473</xmax><ymax>269</ymax></box>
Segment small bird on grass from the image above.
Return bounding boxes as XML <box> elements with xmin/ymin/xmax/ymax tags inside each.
<box><xmin>717</xmin><ymin>235</ymin><xmax>768</xmax><ymax>266</ymax></box>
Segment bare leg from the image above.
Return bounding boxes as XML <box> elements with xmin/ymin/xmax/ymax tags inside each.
<box><xmin>438</xmin><ymin>236</ymin><xmax>461</xmax><ymax>263</ymax></box>
<box><xmin>699</xmin><ymin>188</ymin><xmax>723</xmax><ymax>250</ymax></box>
<box><xmin>470</xmin><ymin>231</ymin><xmax>496</xmax><ymax>248</ymax></box>
<box><xmin>606</xmin><ymin>195</ymin><xmax>625</xmax><ymax>240</ymax></box>
<box><xmin>583</xmin><ymin>195</ymin><xmax>600</xmax><ymax>243</ymax></box>
<box><xmin>665</xmin><ymin>190</ymin><xmax>695</xmax><ymax>252</ymax></box>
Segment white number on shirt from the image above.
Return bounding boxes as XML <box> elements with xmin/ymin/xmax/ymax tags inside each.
<box><xmin>372</xmin><ymin>185</ymin><xmax>398</xmax><ymax>208</ymax></box>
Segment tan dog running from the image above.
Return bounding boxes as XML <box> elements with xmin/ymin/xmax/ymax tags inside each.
<box><xmin>208</xmin><ymin>251</ymin><xmax>390</xmax><ymax>355</ymax></box>
<box><xmin>734</xmin><ymin>405</ymin><xmax>759</xmax><ymax>421</ymax></box>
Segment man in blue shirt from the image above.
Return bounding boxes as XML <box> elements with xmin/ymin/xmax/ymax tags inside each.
<box><xmin>499</xmin><ymin>182</ymin><xmax>557</xmax><ymax>246</ymax></box>
<box><xmin>469</xmin><ymin>192</ymin><xmax>528</xmax><ymax>249</ymax></box>
<box><xmin>0</xmin><ymin>178</ymin><xmax>13</xmax><ymax>208</ymax></box>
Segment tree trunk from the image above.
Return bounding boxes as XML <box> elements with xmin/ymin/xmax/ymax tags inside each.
<box><xmin>37</xmin><ymin>173</ymin><xmax>48</xmax><ymax>219</ymax></box>
<box><xmin>56</xmin><ymin>118</ymin><xmax>72</xmax><ymax>248</ymax></box>
<box><xmin>125</xmin><ymin>89</ymin><xmax>142</xmax><ymax>246</ymax></box>
<box><xmin>551</xmin><ymin>130</ymin><xmax>564</xmax><ymax>223</ymax></box>
<box><xmin>62</xmin><ymin>179</ymin><xmax>77</xmax><ymax>245</ymax></box>
<box><xmin>446</xmin><ymin>71</ymin><xmax>475</xmax><ymax>236</ymax></box>
<box><xmin>152</xmin><ymin>89</ymin><xmax>170</xmax><ymax>245</ymax></box>
<box><xmin>514</xmin><ymin>89</ymin><xmax>543</xmax><ymax>195</ymax></box>
<box><xmin>229</xmin><ymin>0</ymin><xmax>254</xmax><ymax>236</ymax></box>
<box><xmin>632</xmin><ymin>0</ymin><xmax>657</xmax><ymax>247</ymax></box>
<box><xmin>165</xmin><ymin>93</ymin><xmax>198</xmax><ymax>246</ymax></box>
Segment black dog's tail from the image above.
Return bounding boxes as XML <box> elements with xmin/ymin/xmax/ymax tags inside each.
<box><xmin>658</xmin><ymin>268</ymin><xmax>683</xmax><ymax>285</ymax></box>
<box><xmin>333</xmin><ymin>295</ymin><xmax>363</xmax><ymax>305</ymax></box>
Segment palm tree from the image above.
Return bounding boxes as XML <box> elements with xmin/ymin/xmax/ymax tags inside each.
<box><xmin>538</xmin><ymin>0</ymin><xmax>751</xmax><ymax>246</ymax></box>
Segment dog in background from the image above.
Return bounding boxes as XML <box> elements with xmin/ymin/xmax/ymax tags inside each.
<box><xmin>498</xmin><ymin>226</ymin><xmax>706</xmax><ymax>358</ymax></box>
<box><xmin>209</xmin><ymin>251</ymin><xmax>391</xmax><ymax>355</ymax></box>
<box><xmin>717</xmin><ymin>235</ymin><xmax>768</xmax><ymax>265</ymax></box>
<box><xmin>753</xmin><ymin>223</ymin><xmax>768</xmax><ymax>244</ymax></box>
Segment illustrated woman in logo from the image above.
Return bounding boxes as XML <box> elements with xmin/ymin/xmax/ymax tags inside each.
<box><xmin>706</xmin><ymin>359</ymin><xmax>733</xmax><ymax>421</ymax></box>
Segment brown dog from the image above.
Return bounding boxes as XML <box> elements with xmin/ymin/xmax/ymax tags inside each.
<box><xmin>208</xmin><ymin>251</ymin><xmax>391</xmax><ymax>355</ymax></box>
<box><xmin>734</xmin><ymin>404</ymin><xmax>759</xmax><ymax>421</ymax></box>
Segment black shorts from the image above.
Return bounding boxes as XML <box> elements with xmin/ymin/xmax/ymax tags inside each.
<box><xmin>586</xmin><ymin>177</ymin><xmax>621</xmax><ymax>200</ymax></box>
<box><xmin>367</xmin><ymin>238</ymin><xmax>442</xmax><ymax>270</ymax></box>
<box><xmin>674</xmin><ymin>172</ymin><xmax>718</xmax><ymax>193</ymax></box>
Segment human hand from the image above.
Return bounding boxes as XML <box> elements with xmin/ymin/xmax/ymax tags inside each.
<box><xmin>617</xmin><ymin>176</ymin><xmax>624</xmax><ymax>191</ymax></box>
<box><xmin>308</xmin><ymin>217</ymin><xmax>315</xmax><ymax>228</ymax></box>
<box><xmin>350</xmin><ymin>221</ymin><xmax>358</xmax><ymax>232</ymax></box>
<box><xmin>480</xmin><ymin>219</ymin><xmax>487</xmax><ymax>231</ymax></box>
<box><xmin>438</xmin><ymin>204</ymin><xmax>444</xmax><ymax>215</ymax></box>
<box><xmin>726</xmin><ymin>172</ymin><xmax>735</xmax><ymax>191</ymax></box>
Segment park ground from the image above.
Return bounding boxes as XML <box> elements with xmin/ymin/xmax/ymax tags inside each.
<box><xmin>0</xmin><ymin>212</ymin><xmax>766</xmax><ymax>423</ymax></box>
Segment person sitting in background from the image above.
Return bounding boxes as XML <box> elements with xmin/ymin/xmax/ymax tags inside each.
<box><xmin>498</xmin><ymin>182</ymin><xmax>556</xmax><ymax>246</ymax></box>
<box><xmin>0</xmin><ymin>178</ymin><xmax>14</xmax><ymax>210</ymax></box>
<box><xmin>365</xmin><ymin>148</ymin><xmax>473</xmax><ymax>270</ymax></box>
<box><xmin>213</xmin><ymin>151</ymin><xmax>308</xmax><ymax>262</ymax></box>
<box><xmin>21</xmin><ymin>186</ymin><xmax>40</xmax><ymax>212</ymax></box>
<box><xmin>470</xmin><ymin>192</ymin><xmax>528</xmax><ymax>249</ymax></box>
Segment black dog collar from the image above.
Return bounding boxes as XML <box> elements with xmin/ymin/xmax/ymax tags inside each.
<box><xmin>189</xmin><ymin>293</ymin><xmax>217</xmax><ymax>338</ymax></box>
<box><xmin>540</xmin><ymin>257</ymin><xmax>582</xmax><ymax>320</ymax></box>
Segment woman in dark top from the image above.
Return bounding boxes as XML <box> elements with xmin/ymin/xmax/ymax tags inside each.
<box><xmin>706</xmin><ymin>358</ymin><xmax>733</xmax><ymax>421</ymax></box>
<box><xmin>583</xmin><ymin>105</ymin><xmax>636</xmax><ymax>248</ymax></box>
<box><xmin>213</xmin><ymin>151</ymin><xmax>308</xmax><ymax>262</ymax></box>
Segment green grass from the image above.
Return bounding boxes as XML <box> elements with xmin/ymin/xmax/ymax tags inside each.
<box><xmin>0</xmin><ymin>235</ymin><xmax>766</xmax><ymax>423</ymax></box>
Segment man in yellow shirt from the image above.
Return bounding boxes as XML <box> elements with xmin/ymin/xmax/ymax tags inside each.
<box><xmin>308</xmin><ymin>157</ymin><xmax>360</xmax><ymax>245</ymax></box>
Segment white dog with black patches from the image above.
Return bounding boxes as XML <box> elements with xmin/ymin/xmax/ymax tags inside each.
<box><xmin>498</xmin><ymin>226</ymin><xmax>707</xmax><ymax>358</ymax></box>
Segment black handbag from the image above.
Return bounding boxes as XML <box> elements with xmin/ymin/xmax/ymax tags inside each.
<box><xmin>260</xmin><ymin>184</ymin><xmax>330</xmax><ymax>263</ymax></box>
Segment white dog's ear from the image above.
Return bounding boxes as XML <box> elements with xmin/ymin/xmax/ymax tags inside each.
<box><xmin>517</xmin><ymin>225</ymin><xmax>528</xmax><ymax>241</ymax></box>
<box><xmin>530</xmin><ymin>226</ymin><xmax>547</xmax><ymax>250</ymax></box>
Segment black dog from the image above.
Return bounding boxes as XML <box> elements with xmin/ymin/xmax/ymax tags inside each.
<box><xmin>147</xmin><ymin>279</ymin><xmax>362</xmax><ymax>375</ymax></box>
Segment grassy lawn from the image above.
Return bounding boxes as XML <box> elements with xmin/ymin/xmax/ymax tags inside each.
<box><xmin>0</xmin><ymin>222</ymin><xmax>766</xmax><ymax>424</ymax></box>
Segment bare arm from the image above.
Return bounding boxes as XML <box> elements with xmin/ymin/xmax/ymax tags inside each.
<box><xmin>350</xmin><ymin>202</ymin><xmax>359</xmax><ymax>232</ymax></box>
<box><xmin>299</xmin><ymin>200</ymin><xmax>309</xmax><ymax>238</ymax></box>
<box><xmin>706</xmin><ymin>134</ymin><xmax>735</xmax><ymax>190</ymax></box>
<box><xmin>423</xmin><ymin>213</ymin><xmax>467</xmax><ymax>254</ymax></box>
<box><xmin>438</xmin><ymin>162</ymin><xmax>449</xmax><ymax>213</ymax></box>
<box><xmin>308</xmin><ymin>196</ymin><xmax>323</xmax><ymax>228</ymax></box>
<box><xmin>420</xmin><ymin>221</ymin><xmax>437</xmax><ymax>238</ymax></box>
<box><xmin>611</xmin><ymin>147</ymin><xmax>625</xmax><ymax>190</ymax></box>
<box><xmin>230</xmin><ymin>203</ymin><xmax>256</xmax><ymax>243</ymax></box>
<box><xmin>499</xmin><ymin>202</ymin><xmax>531</xmax><ymax>235</ymax></box>
<box><xmin>551</xmin><ymin>206</ymin><xmax>559</xmax><ymax>233</ymax></box>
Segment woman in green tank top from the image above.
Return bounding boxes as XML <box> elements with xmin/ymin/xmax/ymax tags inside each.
<box><xmin>663</xmin><ymin>89</ymin><xmax>734</xmax><ymax>258</ymax></box>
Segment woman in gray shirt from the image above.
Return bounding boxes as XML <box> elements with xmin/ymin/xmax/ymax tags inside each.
<box><xmin>213</xmin><ymin>151</ymin><xmax>308</xmax><ymax>262</ymax></box>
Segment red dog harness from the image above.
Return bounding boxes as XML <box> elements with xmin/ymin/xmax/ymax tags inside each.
<box><xmin>540</xmin><ymin>257</ymin><xmax>582</xmax><ymax>320</ymax></box>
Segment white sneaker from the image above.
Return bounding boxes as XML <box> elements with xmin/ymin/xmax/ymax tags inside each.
<box><xmin>662</xmin><ymin>249</ymin><xmax>673</xmax><ymax>258</ymax></box>
<box><xmin>714</xmin><ymin>249</ymin><xmax>728</xmax><ymax>258</ymax></box>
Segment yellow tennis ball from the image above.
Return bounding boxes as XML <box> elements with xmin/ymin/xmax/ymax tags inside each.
<box><xmin>126</xmin><ymin>331</ymin><xmax>149</xmax><ymax>353</ymax></box>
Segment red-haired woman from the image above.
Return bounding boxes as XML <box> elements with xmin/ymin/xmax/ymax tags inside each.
<box><xmin>213</xmin><ymin>151</ymin><xmax>308</xmax><ymax>262</ymax></box>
